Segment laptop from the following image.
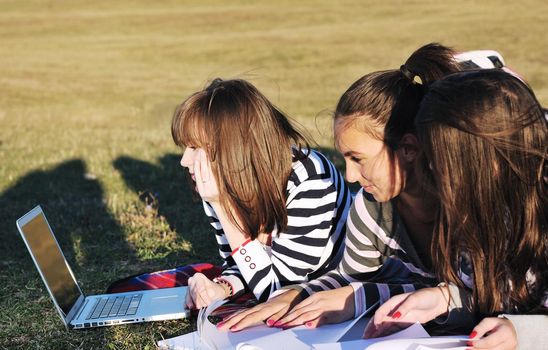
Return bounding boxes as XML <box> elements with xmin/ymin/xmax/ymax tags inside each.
<box><xmin>16</xmin><ymin>205</ymin><xmax>190</xmax><ymax>329</ymax></box>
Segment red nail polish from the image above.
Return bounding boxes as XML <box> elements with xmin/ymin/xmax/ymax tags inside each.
<box><xmin>266</xmin><ymin>319</ymin><xmax>275</xmax><ymax>327</ymax></box>
<box><xmin>229</xmin><ymin>326</ymin><xmax>238</xmax><ymax>332</ymax></box>
<box><xmin>467</xmin><ymin>341</ymin><xmax>473</xmax><ymax>347</ymax></box>
<box><xmin>273</xmin><ymin>321</ymin><xmax>285</xmax><ymax>327</ymax></box>
<box><xmin>469</xmin><ymin>331</ymin><xmax>478</xmax><ymax>339</ymax></box>
<box><xmin>216</xmin><ymin>321</ymin><xmax>225</xmax><ymax>328</ymax></box>
<box><xmin>305</xmin><ymin>321</ymin><xmax>313</xmax><ymax>328</ymax></box>
<box><xmin>392</xmin><ymin>311</ymin><xmax>402</xmax><ymax>320</ymax></box>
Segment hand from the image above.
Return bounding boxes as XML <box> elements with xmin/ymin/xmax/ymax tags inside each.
<box><xmin>467</xmin><ymin>317</ymin><xmax>517</xmax><ymax>350</ymax></box>
<box><xmin>364</xmin><ymin>286</ymin><xmax>450</xmax><ymax>338</ymax></box>
<box><xmin>185</xmin><ymin>273</ymin><xmax>228</xmax><ymax>309</ymax></box>
<box><xmin>194</xmin><ymin>148</ymin><xmax>220</xmax><ymax>203</ymax></box>
<box><xmin>217</xmin><ymin>289</ymin><xmax>302</xmax><ymax>332</ymax></box>
<box><xmin>275</xmin><ymin>286</ymin><xmax>356</xmax><ymax>329</ymax></box>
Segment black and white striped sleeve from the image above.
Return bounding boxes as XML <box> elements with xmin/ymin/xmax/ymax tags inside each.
<box><xmin>287</xmin><ymin>189</ymin><xmax>437</xmax><ymax>316</ymax></box>
<box><xmin>204</xmin><ymin>150</ymin><xmax>350</xmax><ymax>301</ymax></box>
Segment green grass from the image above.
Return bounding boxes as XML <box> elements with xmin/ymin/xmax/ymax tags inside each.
<box><xmin>1</xmin><ymin>0</ymin><xmax>547</xmax><ymax>348</ymax></box>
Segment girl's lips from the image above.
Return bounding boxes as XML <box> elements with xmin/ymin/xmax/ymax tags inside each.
<box><xmin>363</xmin><ymin>185</ymin><xmax>374</xmax><ymax>193</ymax></box>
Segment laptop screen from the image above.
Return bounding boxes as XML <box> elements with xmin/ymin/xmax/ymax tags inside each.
<box><xmin>19</xmin><ymin>212</ymin><xmax>82</xmax><ymax>316</ymax></box>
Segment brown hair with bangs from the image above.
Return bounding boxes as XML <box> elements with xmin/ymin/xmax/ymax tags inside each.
<box><xmin>171</xmin><ymin>78</ymin><xmax>309</xmax><ymax>239</ymax></box>
<box><xmin>415</xmin><ymin>69</ymin><xmax>548</xmax><ymax>316</ymax></box>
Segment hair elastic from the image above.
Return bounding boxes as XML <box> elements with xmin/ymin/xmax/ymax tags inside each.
<box><xmin>400</xmin><ymin>65</ymin><xmax>423</xmax><ymax>85</ymax></box>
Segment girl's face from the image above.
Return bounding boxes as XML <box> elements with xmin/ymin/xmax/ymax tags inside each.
<box><xmin>335</xmin><ymin>119</ymin><xmax>407</xmax><ymax>202</ymax></box>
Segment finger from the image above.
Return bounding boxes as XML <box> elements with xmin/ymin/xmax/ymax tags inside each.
<box><xmin>472</xmin><ymin>332</ymin><xmax>508</xmax><ymax>350</ymax></box>
<box><xmin>196</xmin><ymin>288</ymin><xmax>211</xmax><ymax>309</ymax></box>
<box><xmin>227</xmin><ymin>309</ymin><xmax>272</xmax><ymax>332</ymax></box>
<box><xmin>185</xmin><ymin>289</ymin><xmax>195</xmax><ymax>310</ymax></box>
<box><xmin>218</xmin><ymin>309</ymin><xmax>252</xmax><ymax>330</ymax></box>
<box><xmin>373</xmin><ymin>294</ymin><xmax>410</xmax><ymax>327</ymax></box>
<box><xmin>266</xmin><ymin>305</ymin><xmax>292</xmax><ymax>326</ymax></box>
<box><xmin>304</xmin><ymin>315</ymin><xmax>326</xmax><ymax>329</ymax></box>
<box><xmin>194</xmin><ymin>155</ymin><xmax>204</xmax><ymax>194</ymax></box>
<box><xmin>281</xmin><ymin>309</ymin><xmax>323</xmax><ymax>328</ymax></box>
<box><xmin>276</xmin><ymin>297</ymin><xmax>317</xmax><ymax>325</ymax></box>
<box><xmin>470</xmin><ymin>318</ymin><xmax>501</xmax><ymax>340</ymax></box>
<box><xmin>199</xmin><ymin>149</ymin><xmax>210</xmax><ymax>182</ymax></box>
<box><xmin>363</xmin><ymin>319</ymin><xmax>377</xmax><ymax>339</ymax></box>
<box><xmin>227</xmin><ymin>300</ymin><xmax>293</xmax><ymax>332</ymax></box>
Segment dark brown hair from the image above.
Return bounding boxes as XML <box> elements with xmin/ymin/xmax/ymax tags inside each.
<box><xmin>334</xmin><ymin>43</ymin><xmax>461</xmax><ymax>150</ymax></box>
<box><xmin>416</xmin><ymin>69</ymin><xmax>548</xmax><ymax>316</ymax></box>
<box><xmin>171</xmin><ymin>78</ymin><xmax>309</xmax><ymax>239</ymax></box>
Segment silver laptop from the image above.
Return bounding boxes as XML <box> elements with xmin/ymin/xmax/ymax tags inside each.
<box><xmin>16</xmin><ymin>205</ymin><xmax>190</xmax><ymax>329</ymax></box>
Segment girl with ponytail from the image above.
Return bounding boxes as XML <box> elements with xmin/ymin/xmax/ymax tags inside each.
<box><xmin>366</xmin><ymin>69</ymin><xmax>547</xmax><ymax>350</ymax></box>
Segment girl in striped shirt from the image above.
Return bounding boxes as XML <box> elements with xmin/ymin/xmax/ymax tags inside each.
<box><xmin>171</xmin><ymin>78</ymin><xmax>351</xmax><ymax>309</ymax></box>
<box><xmin>220</xmin><ymin>43</ymin><xmax>505</xmax><ymax>332</ymax></box>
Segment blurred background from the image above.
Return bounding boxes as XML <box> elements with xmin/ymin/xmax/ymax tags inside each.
<box><xmin>1</xmin><ymin>0</ymin><xmax>546</xmax><ymax>348</ymax></box>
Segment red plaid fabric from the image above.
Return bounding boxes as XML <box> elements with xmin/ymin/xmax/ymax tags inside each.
<box><xmin>106</xmin><ymin>263</ymin><xmax>223</xmax><ymax>293</ymax></box>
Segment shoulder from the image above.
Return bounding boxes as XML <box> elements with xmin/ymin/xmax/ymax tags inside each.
<box><xmin>289</xmin><ymin>148</ymin><xmax>334</xmax><ymax>183</ymax></box>
<box><xmin>350</xmin><ymin>189</ymin><xmax>394</xmax><ymax>224</ymax></box>
<box><xmin>345</xmin><ymin>189</ymin><xmax>398</xmax><ymax>242</ymax></box>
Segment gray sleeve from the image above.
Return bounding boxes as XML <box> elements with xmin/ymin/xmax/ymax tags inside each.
<box><xmin>502</xmin><ymin>314</ymin><xmax>548</xmax><ymax>350</ymax></box>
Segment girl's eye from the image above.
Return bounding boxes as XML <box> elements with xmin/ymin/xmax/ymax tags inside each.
<box><xmin>350</xmin><ymin>156</ymin><xmax>362</xmax><ymax>163</ymax></box>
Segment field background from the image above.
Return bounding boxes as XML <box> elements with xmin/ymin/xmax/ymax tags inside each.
<box><xmin>1</xmin><ymin>0</ymin><xmax>546</xmax><ymax>348</ymax></box>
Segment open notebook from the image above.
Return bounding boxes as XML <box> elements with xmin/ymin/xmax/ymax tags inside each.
<box><xmin>158</xmin><ymin>299</ymin><xmax>469</xmax><ymax>350</ymax></box>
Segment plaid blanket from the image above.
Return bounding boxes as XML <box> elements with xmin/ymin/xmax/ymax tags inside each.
<box><xmin>106</xmin><ymin>263</ymin><xmax>223</xmax><ymax>293</ymax></box>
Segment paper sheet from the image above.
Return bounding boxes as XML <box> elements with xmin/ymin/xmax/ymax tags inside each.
<box><xmin>313</xmin><ymin>322</ymin><xmax>430</xmax><ymax>350</ymax></box>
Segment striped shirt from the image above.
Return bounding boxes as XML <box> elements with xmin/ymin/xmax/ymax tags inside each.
<box><xmin>290</xmin><ymin>189</ymin><xmax>437</xmax><ymax>316</ymax></box>
<box><xmin>203</xmin><ymin>148</ymin><xmax>352</xmax><ymax>301</ymax></box>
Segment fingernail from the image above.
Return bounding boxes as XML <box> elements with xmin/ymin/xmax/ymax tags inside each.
<box><xmin>229</xmin><ymin>326</ymin><xmax>238</xmax><ymax>332</ymax></box>
<box><xmin>305</xmin><ymin>321</ymin><xmax>313</xmax><ymax>328</ymax></box>
<box><xmin>273</xmin><ymin>321</ymin><xmax>285</xmax><ymax>327</ymax></box>
<box><xmin>469</xmin><ymin>331</ymin><xmax>477</xmax><ymax>339</ymax></box>
<box><xmin>392</xmin><ymin>311</ymin><xmax>402</xmax><ymax>320</ymax></box>
<box><xmin>216</xmin><ymin>321</ymin><xmax>225</xmax><ymax>328</ymax></box>
<box><xmin>266</xmin><ymin>319</ymin><xmax>275</xmax><ymax>327</ymax></box>
<box><xmin>467</xmin><ymin>341</ymin><xmax>473</xmax><ymax>346</ymax></box>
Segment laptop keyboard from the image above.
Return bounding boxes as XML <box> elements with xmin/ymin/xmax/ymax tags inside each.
<box><xmin>86</xmin><ymin>294</ymin><xmax>142</xmax><ymax>320</ymax></box>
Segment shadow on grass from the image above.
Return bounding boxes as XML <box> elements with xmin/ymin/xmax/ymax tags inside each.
<box><xmin>113</xmin><ymin>147</ymin><xmax>358</xmax><ymax>261</ymax></box>
<box><xmin>0</xmin><ymin>159</ymin><xmax>150</xmax><ymax>348</ymax></box>
<box><xmin>113</xmin><ymin>154</ymin><xmax>218</xmax><ymax>262</ymax></box>
<box><xmin>0</xmin><ymin>159</ymin><xmax>137</xmax><ymax>281</ymax></box>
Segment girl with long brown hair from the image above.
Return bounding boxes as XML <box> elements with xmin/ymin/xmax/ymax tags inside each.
<box><xmin>219</xmin><ymin>44</ymin><xmax>509</xmax><ymax>332</ymax></box>
<box><xmin>366</xmin><ymin>70</ymin><xmax>547</xmax><ymax>349</ymax></box>
<box><xmin>171</xmin><ymin>78</ymin><xmax>352</xmax><ymax>309</ymax></box>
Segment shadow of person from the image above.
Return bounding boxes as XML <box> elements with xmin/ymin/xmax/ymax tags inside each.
<box><xmin>113</xmin><ymin>154</ymin><xmax>218</xmax><ymax>263</ymax></box>
<box><xmin>0</xmin><ymin>159</ymin><xmax>136</xmax><ymax>291</ymax></box>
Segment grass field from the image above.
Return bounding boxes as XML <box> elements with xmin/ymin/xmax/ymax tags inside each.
<box><xmin>1</xmin><ymin>0</ymin><xmax>547</xmax><ymax>348</ymax></box>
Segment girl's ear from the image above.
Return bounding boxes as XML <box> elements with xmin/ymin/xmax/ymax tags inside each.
<box><xmin>399</xmin><ymin>133</ymin><xmax>420</xmax><ymax>162</ymax></box>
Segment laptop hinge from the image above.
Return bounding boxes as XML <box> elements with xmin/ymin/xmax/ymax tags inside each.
<box><xmin>65</xmin><ymin>294</ymin><xmax>86</xmax><ymax>327</ymax></box>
